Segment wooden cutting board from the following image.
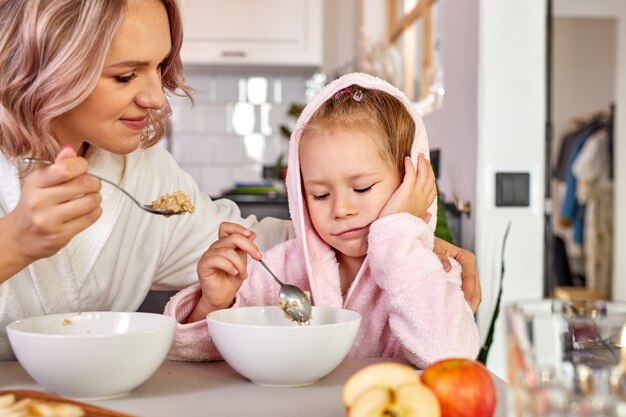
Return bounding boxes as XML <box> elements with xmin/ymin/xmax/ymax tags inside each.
<box><xmin>0</xmin><ymin>390</ymin><xmax>136</xmax><ymax>417</ymax></box>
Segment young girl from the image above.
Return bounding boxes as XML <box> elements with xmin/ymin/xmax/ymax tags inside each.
<box><xmin>166</xmin><ymin>73</ymin><xmax>480</xmax><ymax>368</ymax></box>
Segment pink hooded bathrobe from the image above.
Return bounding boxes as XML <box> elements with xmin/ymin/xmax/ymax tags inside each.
<box><xmin>165</xmin><ymin>73</ymin><xmax>480</xmax><ymax>368</ymax></box>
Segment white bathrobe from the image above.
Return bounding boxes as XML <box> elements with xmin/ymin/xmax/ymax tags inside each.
<box><xmin>0</xmin><ymin>145</ymin><xmax>293</xmax><ymax>360</ymax></box>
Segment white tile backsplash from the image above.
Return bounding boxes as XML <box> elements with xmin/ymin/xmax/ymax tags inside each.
<box><xmin>178</xmin><ymin>165</ymin><xmax>204</xmax><ymax>191</ymax></box>
<box><xmin>213</xmin><ymin>74</ymin><xmax>244</xmax><ymax>103</ymax></box>
<box><xmin>183</xmin><ymin>70</ymin><xmax>216</xmax><ymax>98</ymax></box>
<box><xmin>269</xmin><ymin>104</ymin><xmax>295</xmax><ymax>135</ymax></box>
<box><xmin>200</xmin><ymin>166</ymin><xmax>233</xmax><ymax>196</ymax></box>
<box><xmin>279</xmin><ymin>76</ymin><xmax>307</xmax><ymax>103</ymax></box>
<box><xmin>172</xmin><ymin>103</ymin><xmax>226</xmax><ymax>133</ymax></box>
<box><xmin>169</xmin><ymin>71</ymin><xmax>306</xmax><ymax>195</ymax></box>
<box><xmin>231</xmin><ymin>165</ymin><xmax>264</xmax><ymax>184</ymax></box>
<box><xmin>174</xmin><ymin>135</ymin><xmax>217</xmax><ymax>163</ymax></box>
<box><xmin>212</xmin><ymin>136</ymin><xmax>246</xmax><ymax>164</ymax></box>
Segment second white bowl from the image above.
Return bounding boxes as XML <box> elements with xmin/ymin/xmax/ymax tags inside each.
<box><xmin>207</xmin><ymin>306</ymin><xmax>361</xmax><ymax>387</ymax></box>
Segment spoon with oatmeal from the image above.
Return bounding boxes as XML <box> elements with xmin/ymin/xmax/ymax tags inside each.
<box><xmin>257</xmin><ymin>259</ymin><xmax>312</xmax><ymax>324</ymax></box>
<box><xmin>21</xmin><ymin>158</ymin><xmax>194</xmax><ymax>217</ymax></box>
<box><xmin>149</xmin><ymin>191</ymin><xmax>195</xmax><ymax>217</ymax></box>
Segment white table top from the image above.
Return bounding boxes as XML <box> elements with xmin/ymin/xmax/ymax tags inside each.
<box><xmin>0</xmin><ymin>358</ymin><xmax>509</xmax><ymax>417</ymax></box>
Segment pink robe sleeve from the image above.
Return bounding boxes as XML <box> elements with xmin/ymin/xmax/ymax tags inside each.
<box><xmin>367</xmin><ymin>213</ymin><xmax>480</xmax><ymax>368</ymax></box>
<box><xmin>164</xmin><ymin>284</ymin><xmax>222</xmax><ymax>362</ymax></box>
<box><xmin>164</xmin><ymin>241</ymin><xmax>303</xmax><ymax>362</ymax></box>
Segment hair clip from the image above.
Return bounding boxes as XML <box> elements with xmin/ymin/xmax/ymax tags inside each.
<box><xmin>334</xmin><ymin>88</ymin><xmax>349</xmax><ymax>101</ymax></box>
<box><xmin>334</xmin><ymin>88</ymin><xmax>363</xmax><ymax>102</ymax></box>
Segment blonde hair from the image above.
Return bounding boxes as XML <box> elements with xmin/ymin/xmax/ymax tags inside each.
<box><xmin>301</xmin><ymin>85</ymin><xmax>415</xmax><ymax>176</ymax></box>
<box><xmin>0</xmin><ymin>0</ymin><xmax>192</xmax><ymax>161</ymax></box>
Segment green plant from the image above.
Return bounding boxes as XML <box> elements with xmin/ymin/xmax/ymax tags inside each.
<box><xmin>278</xmin><ymin>103</ymin><xmax>305</xmax><ymax>140</ymax></box>
<box><xmin>477</xmin><ymin>221</ymin><xmax>511</xmax><ymax>365</ymax></box>
<box><xmin>434</xmin><ymin>185</ymin><xmax>454</xmax><ymax>244</ymax></box>
<box><xmin>275</xmin><ymin>104</ymin><xmax>305</xmax><ymax>179</ymax></box>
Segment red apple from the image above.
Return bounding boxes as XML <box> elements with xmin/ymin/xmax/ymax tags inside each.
<box><xmin>420</xmin><ymin>358</ymin><xmax>496</xmax><ymax>417</ymax></box>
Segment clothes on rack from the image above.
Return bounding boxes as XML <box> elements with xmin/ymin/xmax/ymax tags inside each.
<box><xmin>551</xmin><ymin>107</ymin><xmax>614</xmax><ymax>298</ymax></box>
<box><xmin>559</xmin><ymin>128</ymin><xmax>595</xmax><ymax>244</ymax></box>
<box><xmin>552</xmin><ymin>235</ymin><xmax>575</xmax><ymax>287</ymax></box>
<box><xmin>572</xmin><ymin>129</ymin><xmax>613</xmax><ymax>298</ymax></box>
<box><xmin>553</xmin><ymin>120</ymin><xmax>601</xmax><ymax>182</ymax></box>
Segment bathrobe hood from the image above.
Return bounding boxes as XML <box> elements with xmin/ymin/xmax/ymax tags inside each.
<box><xmin>285</xmin><ymin>73</ymin><xmax>437</xmax><ymax>305</ymax></box>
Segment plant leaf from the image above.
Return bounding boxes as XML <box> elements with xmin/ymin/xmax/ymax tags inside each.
<box><xmin>477</xmin><ymin>221</ymin><xmax>512</xmax><ymax>365</ymax></box>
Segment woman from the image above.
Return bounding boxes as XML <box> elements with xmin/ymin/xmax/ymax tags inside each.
<box><xmin>0</xmin><ymin>0</ymin><xmax>480</xmax><ymax>361</ymax></box>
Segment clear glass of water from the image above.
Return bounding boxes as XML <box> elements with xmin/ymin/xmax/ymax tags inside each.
<box><xmin>506</xmin><ymin>299</ymin><xmax>626</xmax><ymax>417</ymax></box>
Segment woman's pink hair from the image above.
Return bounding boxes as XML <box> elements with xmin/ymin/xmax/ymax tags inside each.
<box><xmin>0</xmin><ymin>0</ymin><xmax>192</xmax><ymax>161</ymax></box>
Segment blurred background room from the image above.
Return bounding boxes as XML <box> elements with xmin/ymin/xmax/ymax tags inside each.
<box><xmin>163</xmin><ymin>0</ymin><xmax>626</xmax><ymax>381</ymax></box>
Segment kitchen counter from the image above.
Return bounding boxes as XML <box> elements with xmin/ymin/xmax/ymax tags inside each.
<box><xmin>219</xmin><ymin>192</ymin><xmax>288</xmax><ymax>204</ymax></box>
<box><xmin>0</xmin><ymin>358</ymin><xmax>509</xmax><ymax>417</ymax></box>
<box><xmin>218</xmin><ymin>192</ymin><xmax>289</xmax><ymax>220</ymax></box>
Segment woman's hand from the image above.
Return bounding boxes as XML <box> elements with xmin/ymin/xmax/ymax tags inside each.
<box><xmin>379</xmin><ymin>153</ymin><xmax>436</xmax><ymax>223</ymax></box>
<box><xmin>189</xmin><ymin>222</ymin><xmax>263</xmax><ymax>323</ymax></box>
<box><xmin>433</xmin><ymin>237</ymin><xmax>482</xmax><ymax>313</ymax></box>
<box><xmin>0</xmin><ymin>146</ymin><xmax>102</xmax><ymax>282</ymax></box>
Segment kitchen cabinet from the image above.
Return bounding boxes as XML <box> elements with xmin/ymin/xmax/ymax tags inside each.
<box><xmin>179</xmin><ymin>0</ymin><xmax>322</xmax><ymax>67</ymax></box>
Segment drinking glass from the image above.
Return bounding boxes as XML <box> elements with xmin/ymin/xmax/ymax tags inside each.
<box><xmin>506</xmin><ymin>299</ymin><xmax>626</xmax><ymax>416</ymax></box>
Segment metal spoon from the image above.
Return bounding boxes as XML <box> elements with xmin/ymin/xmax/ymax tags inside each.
<box><xmin>21</xmin><ymin>157</ymin><xmax>182</xmax><ymax>216</ymax></box>
<box><xmin>257</xmin><ymin>259</ymin><xmax>312</xmax><ymax>323</ymax></box>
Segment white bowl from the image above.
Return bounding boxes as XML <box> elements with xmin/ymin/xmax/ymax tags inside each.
<box><xmin>7</xmin><ymin>311</ymin><xmax>176</xmax><ymax>400</ymax></box>
<box><xmin>207</xmin><ymin>306</ymin><xmax>361</xmax><ymax>387</ymax></box>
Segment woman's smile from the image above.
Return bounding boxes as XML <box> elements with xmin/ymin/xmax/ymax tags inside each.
<box><xmin>120</xmin><ymin>116</ymin><xmax>149</xmax><ymax>130</ymax></box>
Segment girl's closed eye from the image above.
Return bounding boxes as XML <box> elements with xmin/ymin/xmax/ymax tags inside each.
<box><xmin>312</xmin><ymin>192</ymin><xmax>330</xmax><ymax>201</ymax></box>
<box><xmin>355</xmin><ymin>185</ymin><xmax>374</xmax><ymax>193</ymax></box>
<box><xmin>115</xmin><ymin>73</ymin><xmax>138</xmax><ymax>83</ymax></box>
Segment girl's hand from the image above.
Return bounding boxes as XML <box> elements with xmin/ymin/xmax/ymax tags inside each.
<box><xmin>379</xmin><ymin>153</ymin><xmax>436</xmax><ymax>222</ymax></box>
<box><xmin>4</xmin><ymin>146</ymin><xmax>102</xmax><ymax>269</ymax></box>
<box><xmin>189</xmin><ymin>222</ymin><xmax>262</xmax><ymax>322</ymax></box>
